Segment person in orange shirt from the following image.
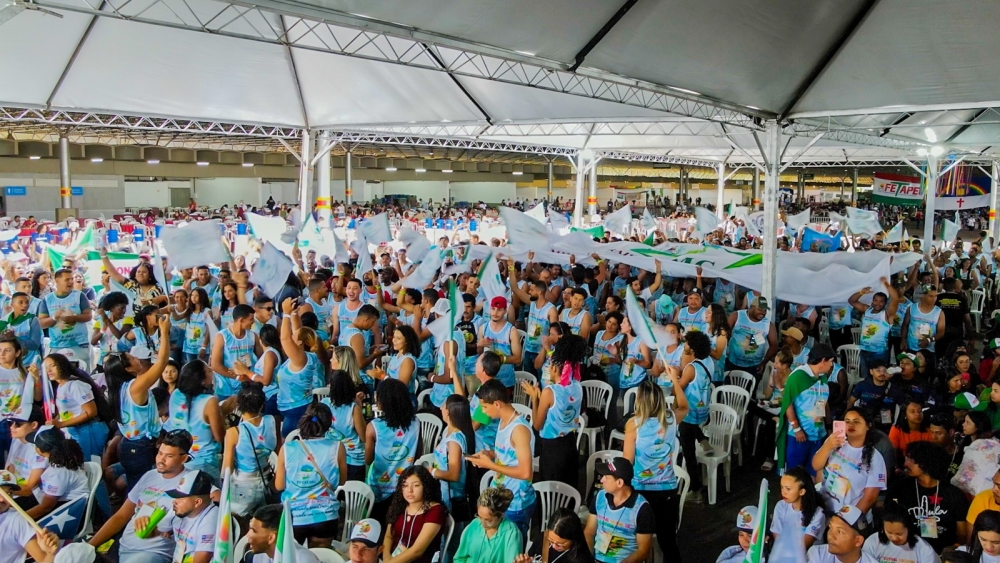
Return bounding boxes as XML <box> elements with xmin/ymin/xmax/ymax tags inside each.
<box><xmin>966</xmin><ymin>468</ymin><xmax>1000</xmax><ymax>545</ymax></box>
<box><xmin>888</xmin><ymin>397</ymin><xmax>932</xmax><ymax>470</ymax></box>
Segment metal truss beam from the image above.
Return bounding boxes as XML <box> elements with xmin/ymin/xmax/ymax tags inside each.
<box><xmin>30</xmin><ymin>0</ymin><xmax>765</xmax><ymax>130</ymax></box>
<box><xmin>593</xmin><ymin>151</ymin><xmax>718</xmax><ymax>168</ymax></box>
<box><xmin>325</xmin><ymin>130</ymin><xmax>578</xmax><ymax>156</ymax></box>
<box><xmin>344</xmin><ymin>120</ymin><xmax>724</xmax><ymax>138</ymax></box>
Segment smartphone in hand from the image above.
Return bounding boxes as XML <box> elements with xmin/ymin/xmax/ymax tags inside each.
<box><xmin>833</xmin><ymin>420</ymin><xmax>846</xmax><ymax>439</ymax></box>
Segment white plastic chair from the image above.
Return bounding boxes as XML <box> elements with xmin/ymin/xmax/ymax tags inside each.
<box><xmin>674</xmin><ymin>458</ymin><xmax>691</xmax><ymax>530</ymax></box>
<box><xmin>311</xmin><ymin>548</ymin><xmax>346</xmax><ymax>563</ymax></box>
<box><xmin>416</xmin><ymin>453</ymin><xmax>436</xmax><ymax>469</ymax></box>
<box><xmin>336</xmin><ymin>481</ymin><xmax>375</xmax><ymax>544</ymax></box>
<box><xmin>285</xmin><ymin>429</ymin><xmax>301</xmax><ymax>442</ymax></box>
<box><xmin>440</xmin><ymin>515</ymin><xmax>456</xmax><ymax>562</ymax></box>
<box><xmin>608</xmin><ymin>429</ymin><xmax>626</xmax><ymax>450</ymax></box>
<box><xmin>415</xmin><ymin>413</ymin><xmax>443</xmax><ymax>457</ymax></box>
<box><xmin>723</xmin><ymin>370</ymin><xmax>756</xmax><ymax>397</ymax></box>
<box><xmin>417</xmin><ymin>389</ymin><xmax>433</xmax><ymax>410</ymax></box>
<box><xmin>481</xmin><ymin>470</ymin><xmax>497</xmax><ymax>493</ymax></box>
<box><xmin>234</xmin><ymin>535</ymin><xmax>250</xmax><ymax>561</ymax></box>
<box><xmin>851</xmin><ymin>326</ymin><xmax>861</xmax><ymax>345</ymax></box>
<box><xmin>513</xmin><ymin>402</ymin><xmax>533</xmax><ymax>423</ymax></box>
<box><xmin>711</xmin><ymin>385</ymin><xmax>751</xmax><ymax>466</ymax></box>
<box><xmin>579</xmin><ymin>380</ymin><xmax>613</xmax><ymax>454</ymax></box>
<box><xmin>533</xmin><ymin>481</ymin><xmax>581</xmax><ymax>532</ymax></box>
<box><xmin>312</xmin><ymin>386</ymin><xmax>330</xmax><ymax>399</ymax></box>
<box><xmin>623</xmin><ymin>387</ymin><xmax>639</xmax><ymax>415</ymax></box>
<box><xmin>514</xmin><ymin>371</ymin><xmax>537</xmax><ymax>407</ymax></box>
<box><xmin>752</xmin><ymin>365</ymin><xmax>777</xmax><ymax>456</ymax></box>
<box><xmin>695</xmin><ymin>403</ymin><xmax>738</xmax><ymax>505</ymax></box>
<box><xmin>971</xmin><ymin>289</ymin><xmax>986</xmax><ymax>332</ymax></box>
<box><xmin>75</xmin><ymin>461</ymin><xmax>102</xmax><ymax>540</ymax></box>
<box><xmin>584</xmin><ymin>449</ymin><xmax>622</xmax><ymax>500</ymax></box>
<box><xmin>837</xmin><ymin>344</ymin><xmax>862</xmax><ymax>384</ymax></box>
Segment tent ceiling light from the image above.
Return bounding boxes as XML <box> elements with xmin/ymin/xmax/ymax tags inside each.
<box><xmin>415</xmin><ymin>168</ymin><xmax>426</xmax><ymax>172</ymax></box>
<box><xmin>91</xmin><ymin>158</ymin><xmax>103</xmax><ymax>162</ymax></box>
<box><xmin>515</xmin><ymin>50</ymin><xmax>535</xmax><ymax>56</ymax></box>
<box><xmin>442</xmin><ymin>169</ymin><xmax>453</xmax><ymax>173</ymax></box>
<box><xmin>197</xmin><ymin>161</ymin><xmax>209</xmax><ymax>165</ymax></box>
<box><xmin>147</xmin><ymin>159</ymin><xmax>159</xmax><ymax>164</ymax></box>
<box><xmin>924</xmin><ymin>128</ymin><xmax>937</xmax><ymax>142</ymax></box>
<box><xmin>930</xmin><ymin>145</ymin><xmax>944</xmax><ymax>156</ymax></box>
<box><xmin>512</xmin><ymin>171</ymin><xmax>523</xmax><ymax>175</ymax></box>
<box><xmin>242</xmin><ymin>162</ymin><xmax>253</xmax><ymax>167</ymax></box>
<box><xmin>916</xmin><ymin>148</ymin><xmax>928</xmax><ymax>156</ymax></box>
<box><xmin>670</xmin><ymin>86</ymin><xmax>702</xmax><ymax>96</ymax></box>
<box><xmin>385</xmin><ymin>167</ymin><xmax>397</xmax><ymax>172</ymax></box>
<box><xmin>28</xmin><ymin>155</ymin><xmax>40</xmax><ymax>160</ymax></box>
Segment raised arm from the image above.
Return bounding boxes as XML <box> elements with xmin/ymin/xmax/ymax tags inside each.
<box><xmin>129</xmin><ymin>316</ymin><xmax>172</xmax><ymax>403</ymax></box>
<box><xmin>280</xmin><ymin>298</ymin><xmax>307</xmax><ymax>369</ymax></box>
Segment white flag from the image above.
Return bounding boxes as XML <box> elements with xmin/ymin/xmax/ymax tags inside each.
<box><xmin>476</xmin><ymin>253</ymin><xmax>506</xmax><ymax>305</ymax></box>
<box><xmin>843</xmin><ymin>208</ymin><xmax>883</xmax><ymax>237</ymax></box>
<box><xmin>251</xmin><ymin>242</ymin><xmax>294</xmax><ymax>299</ymax></box>
<box><xmin>641</xmin><ymin>208</ymin><xmax>657</xmax><ymax>232</ymax></box>
<box><xmin>549</xmin><ymin>208</ymin><xmax>570</xmax><ymax>232</ymax></box>
<box><xmin>151</xmin><ymin>241</ymin><xmax>170</xmax><ymax>296</ymax></box>
<box><xmin>398</xmin><ymin>227</ymin><xmax>432</xmax><ymax>264</ymax></box>
<box><xmin>247</xmin><ymin>212</ymin><xmax>294</xmax><ymax>255</ymax></box>
<box><xmin>603</xmin><ymin>205</ymin><xmax>633</xmax><ymax>235</ymax></box>
<box><xmin>358</xmin><ymin>213</ymin><xmax>392</xmax><ymax>245</ymax></box>
<box><xmin>884</xmin><ymin>220</ymin><xmax>904</xmax><ymax>243</ymax></box>
<box><xmin>500</xmin><ymin>206</ymin><xmax>551</xmax><ymax>252</ymax></box>
<box><xmin>159</xmin><ymin>220</ymin><xmax>230</xmax><ymax>269</ymax></box>
<box><xmin>941</xmin><ymin>212</ymin><xmax>960</xmax><ymax>246</ymax></box>
<box><xmin>785</xmin><ymin>209</ymin><xmax>810</xmax><ymax>234</ymax></box>
<box><xmin>625</xmin><ymin>287</ymin><xmax>669</xmax><ymax>357</ymax></box>
<box><xmin>401</xmin><ymin>248</ymin><xmax>444</xmax><ymax>290</ymax></box>
<box><xmin>352</xmin><ymin>235</ymin><xmax>374</xmax><ymax>280</ymax></box>
<box><xmin>694</xmin><ymin>206</ymin><xmax>720</xmax><ymax>237</ymax></box>
<box><xmin>524</xmin><ymin>202</ymin><xmax>547</xmax><ymax>224</ymax></box>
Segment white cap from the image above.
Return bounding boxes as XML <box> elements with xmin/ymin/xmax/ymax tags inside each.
<box><xmin>54</xmin><ymin>543</ymin><xmax>96</xmax><ymax>563</ymax></box>
<box><xmin>432</xmin><ymin>299</ymin><xmax>451</xmax><ymax>317</ymax></box>
<box><xmin>130</xmin><ymin>345</ymin><xmax>153</xmax><ymax>360</ymax></box>
<box><xmin>350</xmin><ymin>518</ymin><xmax>381</xmax><ymax>547</ymax></box>
<box><xmin>0</xmin><ymin>470</ymin><xmax>17</xmax><ymax>488</ymax></box>
<box><xmin>735</xmin><ymin>506</ymin><xmax>757</xmax><ymax>531</ymax></box>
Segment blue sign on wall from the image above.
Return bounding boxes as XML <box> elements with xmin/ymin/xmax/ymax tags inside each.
<box><xmin>4</xmin><ymin>187</ymin><xmax>26</xmax><ymax>196</ymax></box>
<box><xmin>71</xmin><ymin>186</ymin><xmax>83</xmax><ymax>196</ymax></box>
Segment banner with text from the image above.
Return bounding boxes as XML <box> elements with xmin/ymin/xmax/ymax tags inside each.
<box><xmin>872</xmin><ymin>173</ymin><xmax>922</xmax><ymax>206</ymax></box>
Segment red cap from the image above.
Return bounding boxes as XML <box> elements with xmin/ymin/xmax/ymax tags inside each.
<box><xmin>490</xmin><ymin>296</ymin><xmax>508</xmax><ymax>309</ymax></box>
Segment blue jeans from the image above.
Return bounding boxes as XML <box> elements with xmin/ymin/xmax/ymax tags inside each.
<box><xmin>522</xmin><ymin>351</ymin><xmax>539</xmax><ymax>376</ymax></box>
<box><xmin>280</xmin><ymin>404</ymin><xmax>309</xmax><ymax>438</ymax></box>
<box><xmin>66</xmin><ymin>419</ymin><xmax>109</xmax><ymax>461</ymax></box>
<box><xmin>182</xmin><ymin>352</ymin><xmax>202</xmax><ymax>365</ymax></box>
<box><xmin>119</xmin><ymin>549</ymin><xmax>171</xmax><ymax>563</ymax></box>
<box><xmin>505</xmin><ymin>498</ymin><xmax>536</xmax><ymax>547</ymax></box>
<box><xmin>0</xmin><ymin>419</ymin><xmax>11</xmax><ymax>461</ymax></box>
<box><xmin>784</xmin><ymin>437</ymin><xmax>823</xmax><ymax>476</ymax></box>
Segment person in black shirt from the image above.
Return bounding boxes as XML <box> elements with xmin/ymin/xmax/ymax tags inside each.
<box><xmin>887</xmin><ymin>440</ymin><xmax>970</xmax><ymax>552</ymax></box>
<box><xmin>936</xmin><ymin>278</ymin><xmax>974</xmax><ymax>360</ymax></box>
<box><xmin>849</xmin><ymin>359</ymin><xmax>902</xmax><ymax>432</ymax></box>
<box><xmin>928</xmin><ymin>412</ymin><xmax>963</xmax><ymax>480</ymax></box>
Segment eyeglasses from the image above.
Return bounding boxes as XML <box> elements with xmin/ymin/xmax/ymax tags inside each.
<box><xmin>261</xmin><ymin>307</ymin><xmax>274</xmax><ymax>312</ymax></box>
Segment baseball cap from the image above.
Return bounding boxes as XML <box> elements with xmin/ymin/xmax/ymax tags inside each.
<box><xmin>165</xmin><ymin>470</ymin><xmax>214</xmax><ymax>498</ymax></box>
<box><xmin>955</xmin><ymin>392</ymin><xmax>988</xmax><ymax>412</ymax></box>
<box><xmin>832</xmin><ymin>505</ymin><xmax>865</xmax><ymax>534</ymax></box>
<box><xmin>53</xmin><ymin>543</ymin><xmax>96</xmax><ymax>563</ymax></box>
<box><xmin>9</xmin><ymin>404</ymin><xmax>43</xmax><ymax>425</ymax></box>
<box><xmin>735</xmin><ymin>505</ymin><xmax>757</xmax><ymax>532</ymax></box>
<box><xmin>55</xmin><ymin>349</ymin><xmax>79</xmax><ymax>363</ymax></box>
<box><xmin>596</xmin><ymin>456</ymin><xmax>634</xmax><ymax>483</ymax></box>
<box><xmin>432</xmin><ymin>299</ymin><xmax>451</xmax><ymax>317</ymax></box>
<box><xmin>781</xmin><ymin>327</ymin><xmax>804</xmax><ymax>342</ymax></box>
<box><xmin>130</xmin><ymin>345</ymin><xmax>153</xmax><ymax>361</ymax></box>
<box><xmin>896</xmin><ymin>352</ymin><xmax>917</xmax><ymax>364</ymax></box>
<box><xmin>490</xmin><ymin>296</ymin><xmax>508</xmax><ymax>310</ymax></box>
<box><xmin>749</xmin><ymin>295</ymin><xmax>769</xmax><ymax>311</ymax></box>
<box><xmin>990</xmin><ymin>337</ymin><xmax>1000</xmax><ymax>351</ymax></box>
<box><xmin>0</xmin><ymin>470</ymin><xmax>17</xmax><ymax>488</ymax></box>
<box><xmin>687</xmin><ymin>287</ymin><xmax>702</xmax><ymax>296</ymax></box>
<box><xmin>350</xmin><ymin>518</ymin><xmax>382</xmax><ymax>548</ymax></box>
<box><xmin>26</xmin><ymin>425</ymin><xmax>59</xmax><ymax>451</ymax></box>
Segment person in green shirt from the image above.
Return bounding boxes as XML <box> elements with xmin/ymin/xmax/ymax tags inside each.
<box><xmin>453</xmin><ymin>488</ymin><xmax>522</xmax><ymax>563</ymax></box>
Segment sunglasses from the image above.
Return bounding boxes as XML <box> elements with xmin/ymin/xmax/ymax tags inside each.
<box><xmin>261</xmin><ymin>307</ymin><xmax>274</xmax><ymax>312</ymax></box>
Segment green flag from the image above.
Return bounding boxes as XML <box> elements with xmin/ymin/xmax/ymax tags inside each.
<box><xmin>642</xmin><ymin>232</ymin><xmax>655</xmax><ymax>246</ymax></box>
<box><xmin>273</xmin><ymin>501</ymin><xmax>297</xmax><ymax>563</ymax></box>
<box><xmin>211</xmin><ymin>469</ymin><xmax>233</xmax><ymax>563</ymax></box>
<box><xmin>67</xmin><ymin>223</ymin><xmax>95</xmax><ymax>254</ymax></box>
<box><xmin>570</xmin><ymin>225</ymin><xmax>605</xmax><ymax>239</ymax></box>
<box><xmin>743</xmin><ymin>480</ymin><xmax>768</xmax><ymax>563</ymax></box>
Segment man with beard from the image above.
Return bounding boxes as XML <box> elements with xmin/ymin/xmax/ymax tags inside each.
<box><xmin>161</xmin><ymin>470</ymin><xmax>218</xmax><ymax>563</ymax></box>
<box><xmin>726</xmin><ymin>296</ymin><xmax>778</xmax><ymax>375</ymax></box>
<box><xmin>848</xmin><ymin>276</ymin><xmax>901</xmax><ymax>378</ymax></box>
<box><xmin>510</xmin><ymin>276</ymin><xmax>557</xmax><ymax>376</ymax></box>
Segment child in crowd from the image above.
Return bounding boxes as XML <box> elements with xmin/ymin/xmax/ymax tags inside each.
<box><xmin>716</xmin><ymin>506</ymin><xmax>757</xmax><ymax>563</ymax></box>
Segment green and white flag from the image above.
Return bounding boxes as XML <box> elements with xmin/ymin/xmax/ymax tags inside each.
<box><xmin>625</xmin><ymin>287</ymin><xmax>668</xmax><ymax>358</ymax></box>
<box><xmin>743</xmin><ymin>479</ymin><xmax>768</xmax><ymax>563</ymax></box>
<box><xmin>67</xmin><ymin>223</ymin><xmax>96</xmax><ymax>254</ymax></box>
<box><xmin>211</xmin><ymin>469</ymin><xmax>234</xmax><ymax>563</ymax></box>
<box><xmin>477</xmin><ymin>252</ymin><xmax>506</xmax><ymax>305</ymax></box>
<box><xmin>426</xmin><ymin>279</ymin><xmax>461</xmax><ymax>346</ymax></box>
<box><xmin>273</xmin><ymin>502</ymin><xmax>297</xmax><ymax>563</ymax></box>
<box><xmin>884</xmin><ymin>220</ymin><xmax>904</xmax><ymax>244</ymax></box>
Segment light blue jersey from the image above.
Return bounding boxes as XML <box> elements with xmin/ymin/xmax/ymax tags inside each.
<box><xmin>490</xmin><ymin>415</ymin><xmax>536</xmax><ymax>512</ymax></box>
<box><xmin>276</xmin><ymin>352</ymin><xmax>323</xmax><ymax>411</ymax></box>
<box><xmin>282</xmin><ymin>437</ymin><xmax>341</xmax><ymax>524</ymax></box>
<box><xmin>367</xmin><ymin>418</ymin><xmax>418</xmax><ymax>501</ymax></box>
<box><xmin>632</xmin><ymin>416</ymin><xmax>679</xmax><ymax>491</ymax></box>
<box><xmin>539</xmin><ymin>381</ymin><xmax>582</xmax><ymax>439</ymax></box>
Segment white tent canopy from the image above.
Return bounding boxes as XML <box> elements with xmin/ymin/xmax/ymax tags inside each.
<box><xmin>2</xmin><ymin>0</ymin><xmax>1000</xmax><ymax>163</ymax></box>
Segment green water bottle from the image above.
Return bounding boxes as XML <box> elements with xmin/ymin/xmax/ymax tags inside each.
<box><xmin>136</xmin><ymin>505</ymin><xmax>167</xmax><ymax>539</ymax></box>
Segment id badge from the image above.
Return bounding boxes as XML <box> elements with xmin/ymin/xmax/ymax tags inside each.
<box><xmin>392</xmin><ymin>542</ymin><xmax>406</xmax><ymax>558</ymax></box>
<box><xmin>880</xmin><ymin>409</ymin><xmax>892</xmax><ymax>424</ymax></box>
<box><xmin>813</xmin><ymin>400</ymin><xmax>827</xmax><ymax>423</ymax></box>
<box><xmin>919</xmin><ymin>516</ymin><xmax>939</xmax><ymax>538</ymax></box>
<box><xmin>595</xmin><ymin>530</ymin><xmax>612</xmax><ymax>554</ymax></box>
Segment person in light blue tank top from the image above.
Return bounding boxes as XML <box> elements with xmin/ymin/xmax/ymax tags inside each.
<box><xmin>182</xmin><ymin>288</ymin><xmax>212</xmax><ymax>364</ymax></box>
<box><xmin>428</xmin><ymin>337</ymin><xmax>465</xmax><ymax>408</ymax></box>
<box><xmin>675</xmin><ymin>301</ymin><xmax>709</xmax><ymax>334</ymax></box>
<box><xmin>374</xmin><ymin>326</ymin><xmax>419</xmax><ymax>400</ymax></box>
<box><xmin>222</xmin><ymin>383</ymin><xmax>276</xmax><ymax>518</ymax></box>
<box><xmin>164</xmin><ymin>360</ymin><xmax>224</xmax><ymax>482</ymax></box>
<box><xmin>277</xmin><ymin>402</ymin><xmax>346</xmax><ymax>539</ymax></box>
<box><xmin>478</xmin><ymin>297</ymin><xmax>522</xmax><ymax>389</ymax></box>
<box><xmin>467</xmin><ymin>379</ymin><xmax>536</xmax><ymax>543</ymax></box>
<box><xmin>38</xmin><ymin>271</ymin><xmax>91</xmax><ymax>349</ymax></box>
<box><xmin>651</xmin><ymin>323</ymin><xmax>685</xmax><ymax>395</ymax></box>
<box><xmin>677</xmin><ymin>331</ymin><xmax>713</xmax><ymax>503</ymax></box>
<box><xmin>431</xmin><ymin>395</ymin><xmax>476</xmax><ymax>510</ymax></box>
<box><xmin>321</xmin><ymin>370</ymin><xmax>368</xmax><ymax>482</ymax></box>
<box><xmin>275</xmin><ymin>298</ymin><xmax>327</xmax><ymax>437</ymax></box>
<box><xmin>514</xmin><ymin>279</ymin><xmax>557</xmax><ymax>375</ymax></box>
<box><xmin>210</xmin><ymin>304</ymin><xmax>260</xmax><ymax>400</ymax></box>
<box><xmin>726</xmin><ymin>305</ymin><xmax>774</xmax><ymax>371</ymax></box>
<box><xmin>619</xmin><ymin>317</ymin><xmax>652</xmax><ymax>393</ymax></box>
<box><xmin>302</xmin><ymin>279</ymin><xmax>334</xmax><ymax>341</ymax></box>
<box><xmin>849</xmin><ymin>277</ymin><xmax>902</xmax><ymax>378</ymax></box>
<box><xmin>365</xmin><ymin>379</ymin><xmax>419</xmax><ymax>507</ymax></box>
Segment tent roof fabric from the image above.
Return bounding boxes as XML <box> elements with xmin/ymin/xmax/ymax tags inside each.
<box><xmin>2</xmin><ymin>0</ymin><xmax>1000</xmax><ymax>163</ymax></box>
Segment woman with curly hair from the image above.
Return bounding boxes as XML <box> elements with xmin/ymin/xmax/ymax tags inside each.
<box><xmin>366</xmin><ymin>378</ymin><xmax>419</xmax><ymax>521</ymax></box>
<box><xmin>383</xmin><ymin>466</ymin><xmax>447</xmax><ymax>563</ymax></box>
<box><xmin>812</xmin><ymin>407</ymin><xmax>888</xmax><ymax>524</ymax></box>
<box><xmin>523</xmin><ymin>333</ymin><xmax>585</xmax><ymax>487</ymax></box>
<box><xmin>45</xmin><ymin>352</ymin><xmax>112</xmax><ymax>460</ymax></box>
<box><xmin>454</xmin><ymin>488</ymin><xmax>521</xmax><ymax>563</ymax></box>
<box><xmin>368</xmin><ymin>326</ymin><xmax>420</xmax><ymax>400</ymax></box>
<box><xmin>25</xmin><ymin>427</ymin><xmax>89</xmax><ymax>521</ymax></box>
<box><xmin>99</xmin><ymin>249</ymin><xmax>167</xmax><ymax>314</ymax></box>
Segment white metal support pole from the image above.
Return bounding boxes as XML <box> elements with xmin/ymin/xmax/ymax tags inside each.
<box><xmin>761</xmin><ymin>120</ymin><xmax>781</xmax><ymax>306</ymax></box>
<box><xmin>316</xmin><ymin>131</ymin><xmax>332</xmax><ymax>226</ymax></box>
<box><xmin>797</xmin><ymin>171</ymin><xmax>804</xmax><ymax>204</ymax></box>
<box><xmin>716</xmin><ymin>161</ymin><xmax>726</xmax><ymax>218</ymax></box>
<box><xmin>588</xmin><ymin>161</ymin><xmax>598</xmax><ymax>218</ymax></box>
<box><xmin>991</xmin><ymin>161</ymin><xmax>999</xmax><ymax>241</ymax></box>
<box><xmin>752</xmin><ymin>167</ymin><xmax>760</xmax><ymax>209</ymax></box>
<box><xmin>58</xmin><ymin>134</ymin><xmax>72</xmax><ymax>209</ymax></box>
<box><xmin>923</xmin><ymin>156</ymin><xmax>939</xmax><ymax>250</ymax></box>
<box><xmin>840</xmin><ymin>176</ymin><xmax>845</xmax><ymax>201</ymax></box>
<box><xmin>572</xmin><ymin>153</ymin><xmax>586</xmax><ymax>228</ymax></box>
<box><xmin>298</xmin><ymin>129</ymin><xmax>315</xmax><ymax>222</ymax></box>
<box><xmin>547</xmin><ymin>161</ymin><xmax>554</xmax><ymax>201</ymax></box>
<box><xmin>851</xmin><ymin>168</ymin><xmax>858</xmax><ymax>204</ymax></box>
<box><xmin>345</xmin><ymin>149</ymin><xmax>353</xmax><ymax>206</ymax></box>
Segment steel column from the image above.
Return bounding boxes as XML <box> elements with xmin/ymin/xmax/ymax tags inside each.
<box><xmin>573</xmin><ymin>153</ymin><xmax>586</xmax><ymax>227</ymax></box>
<box><xmin>923</xmin><ymin>156</ymin><xmax>939</xmax><ymax>250</ymax></box>
<box><xmin>316</xmin><ymin>131</ymin><xmax>332</xmax><ymax>225</ymax></box>
<box><xmin>345</xmin><ymin>149</ymin><xmax>353</xmax><ymax>206</ymax></box>
<box><xmin>762</xmin><ymin>120</ymin><xmax>781</xmax><ymax>305</ymax></box>
<box><xmin>298</xmin><ymin>130</ymin><xmax>315</xmax><ymax>222</ymax></box>
<box><xmin>547</xmin><ymin>161</ymin><xmax>554</xmax><ymax>201</ymax></box>
<box><xmin>797</xmin><ymin>171</ymin><xmax>805</xmax><ymax>204</ymax></box>
<box><xmin>58</xmin><ymin>134</ymin><xmax>72</xmax><ymax>208</ymax></box>
<box><xmin>752</xmin><ymin>167</ymin><xmax>760</xmax><ymax>208</ymax></box>
<box><xmin>716</xmin><ymin>161</ymin><xmax>726</xmax><ymax>218</ymax></box>
<box><xmin>588</xmin><ymin>161</ymin><xmax>598</xmax><ymax>217</ymax></box>
<box><xmin>991</xmin><ymin>161</ymin><xmax>999</xmax><ymax>241</ymax></box>
<box><xmin>851</xmin><ymin>168</ymin><xmax>858</xmax><ymax>204</ymax></box>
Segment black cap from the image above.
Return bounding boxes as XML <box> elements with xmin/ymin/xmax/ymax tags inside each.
<box><xmin>26</xmin><ymin>426</ymin><xmax>60</xmax><ymax>452</ymax></box>
<box><xmin>596</xmin><ymin>456</ymin><xmax>634</xmax><ymax>483</ymax></box>
<box><xmin>165</xmin><ymin>470</ymin><xmax>214</xmax><ymax>498</ymax></box>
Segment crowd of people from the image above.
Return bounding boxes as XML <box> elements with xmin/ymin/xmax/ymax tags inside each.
<box><xmin>2</xmin><ymin>195</ymin><xmax>1000</xmax><ymax>563</ymax></box>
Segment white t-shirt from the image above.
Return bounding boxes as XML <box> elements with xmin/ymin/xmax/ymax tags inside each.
<box><xmin>957</xmin><ymin>546</ymin><xmax>1000</xmax><ymax>563</ymax></box>
<box><xmin>5</xmin><ymin>439</ymin><xmax>47</xmax><ymax>490</ymax></box>
<box><xmin>40</xmin><ymin>466</ymin><xmax>89</xmax><ymax>501</ymax></box>
<box><xmin>55</xmin><ymin>379</ymin><xmax>94</xmax><ymax>421</ymax></box>
<box><xmin>249</xmin><ymin>544</ymin><xmax>320</xmax><ymax>563</ymax></box>
<box><xmin>173</xmin><ymin>504</ymin><xmax>218</xmax><ymax>563</ymax></box>
<box><xmin>771</xmin><ymin>500</ymin><xmax>826</xmax><ymax>539</ymax></box>
<box><xmin>807</xmin><ymin>544</ymin><xmax>879</xmax><ymax>563</ymax></box>
<box><xmin>119</xmin><ymin>469</ymin><xmax>191</xmax><ymax>559</ymax></box>
<box><xmin>862</xmin><ymin>534</ymin><xmax>940</xmax><ymax>563</ymax></box>
<box><xmin>0</xmin><ymin>510</ymin><xmax>37</xmax><ymax>563</ymax></box>
<box><xmin>820</xmin><ymin>443</ymin><xmax>887</xmax><ymax>512</ymax></box>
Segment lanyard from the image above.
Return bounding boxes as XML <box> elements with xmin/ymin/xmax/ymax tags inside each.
<box><xmin>401</xmin><ymin>510</ymin><xmax>420</xmax><ymax>548</ymax></box>
<box><xmin>915</xmin><ymin>480</ymin><xmax>940</xmax><ymax>512</ymax></box>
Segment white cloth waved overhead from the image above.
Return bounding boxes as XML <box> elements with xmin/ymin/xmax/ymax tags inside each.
<box><xmin>941</xmin><ymin>212</ymin><xmax>960</xmax><ymax>245</ymax></box>
<box><xmin>500</xmin><ymin>206</ymin><xmax>552</xmax><ymax>253</ymax></box>
<box><xmin>641</xmin><ymin>208</ymin><xmax>657</xmax><ymax>231</ymax></box>
<box><xmin>785</xmin><ymin>209</ymin><xmax>810</xmax><ymax>234</ymax></box>
<box><xmin>477</xmin><ymin>253</ymin><xmax>506</xmax><ymax>305</ymax></box>
<box><xmin>401</xmin><ymin>247</ymin><xmax>444</xmax><ymax>289</ymax></box>
<box><xmin>625</xmin><ymin>287</ymin><xmax>669</xmax><ymax>357</ymax></box>
<box><xmin>251</xmin><ymin>242</ymin><xmax>294</xmax><ymax>299</ymax></box>
<box><xmin>398</xmin><ymin>227</ymin><xmax>432</xmax><ymax>264</ymax></box>
<box><xmin>694</xmin><ymin>206</ymin><xmax>720</xmax><ymax>236</ymax></box>
<box><xmin>549</xmin><ymin>208</ymin><xmax>571</xmax><ymax>232</ymax></box>
<box><xmin>884</xmin><ymin>220</ymin><xmax>904</xmax><ymax>243</ymax></box>
<box><xmin>160</xmin><ymin>219</ymin><xmax>230</xmax><ymax>269</ymax></box>
<box><xmin>357</xmin><ymin>213</ymin><xmax>392</xmax><ymax>245</ymax></box>
<box><xmin>524</xmin><ymin>202</ymin><xmax>547</xmax><ymax>224</ymax></box>
<box><xmin>603</xmin><ymin>204</ymin><xmax>633</xmax><ymax>235</ymax></box>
